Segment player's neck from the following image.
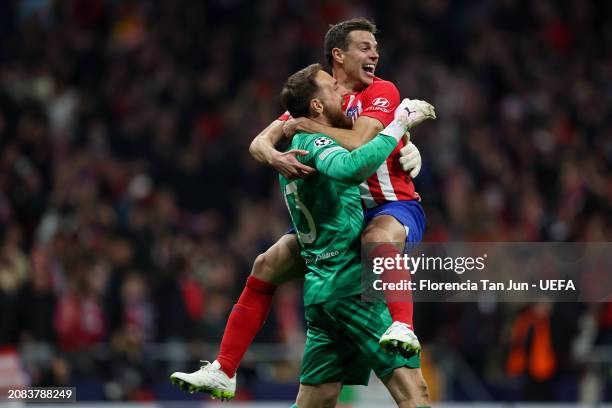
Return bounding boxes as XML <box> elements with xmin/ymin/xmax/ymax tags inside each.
<box><xmin>332</xmin><ymin>67</ymin><xmax>365</xmax><ymax>93</ymax></box>
<box><xmin>309</xmin><ymin>115</ymin><xmax>332</xmax><ymax>128</ymax></box>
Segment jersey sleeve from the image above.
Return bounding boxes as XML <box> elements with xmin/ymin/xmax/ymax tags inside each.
<box><xmin>305</xmin><ymin>133</ymin><xmax>398</xmax><ymax>185</ymax></box>
<box><xmin>360</xmin><ymin>81</ymin><xmax>400</xmax><ymax>127</ymax></box>
<box><xmin>278</xmin><ymin>111</ymin><xmax>292</xmax><ymax>121</ymax></box>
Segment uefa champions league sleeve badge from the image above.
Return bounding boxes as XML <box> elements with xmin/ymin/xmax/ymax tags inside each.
<box><xmin>314</xmin><ymin>137</ymin><xmax>333</xmax><ymax>147</ymax></box>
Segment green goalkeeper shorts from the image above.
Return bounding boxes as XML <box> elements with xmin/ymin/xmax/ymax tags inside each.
<box><xmin>300</xmin><ymin>295</ymin><xmax>420</xmax><ymax>385</ymax></box>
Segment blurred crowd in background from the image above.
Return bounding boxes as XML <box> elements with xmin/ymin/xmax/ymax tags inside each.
<box><xmin>0</xmin><ymin>0</ymin><xmax>611</xmax><ymax>403</ymax></box>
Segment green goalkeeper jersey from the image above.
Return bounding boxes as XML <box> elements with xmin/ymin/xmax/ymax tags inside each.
<box><xmin>279</xmin><ymin>132</ymin><xmax>399</xmax><ymax>306</ymax></box>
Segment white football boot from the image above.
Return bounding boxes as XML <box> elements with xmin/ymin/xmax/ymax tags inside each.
<box><xmin>379</xmin><ymin>321</ymin><xmax>421</xmax><ymax>357</ymax></box>
<box><xmin>170</xmin><ymin>360</ymin><xmax>236</xmax><ymax>400</ymax></box>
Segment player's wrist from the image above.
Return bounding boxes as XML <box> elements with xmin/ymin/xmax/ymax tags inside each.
<box><xmin>381</xmin><ymin>119</ymin><xmax>407</xmax><ymax>141</ymax></box>
<box><xmin>267</xmin><ymin>149</ymin><xmax>282</xmax><ymax>166</ymax></box>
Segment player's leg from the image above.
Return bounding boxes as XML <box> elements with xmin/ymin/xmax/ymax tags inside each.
<box><xmin>362</xmin><ymin>213</ymin><xmax>414</xmax><ymax>326</ymax></box>
<box><xmin>362</xmin><ymin>200</ymin><xmax>427</xmax><ymax>356</ymax></box>
<box><xmin>382</xmin><ymin>367</ymin><xmax>431</xmax><ymax>408</ymax></box>
<box><xmin>325</xmin><ymin>295</ymin><xmax>429</xmax><ymax>407</ymax></box>
<box><xmin>170</xmin><ymin>233</ymin><xmax>305</xmax><ymax>399</ymax></box>
<box><xmin>250</xmin><ymin>231</ymin><xmax>306</xmax><ymax>285</ymax></box>
<box><xmin>216</xmin><ymin>232</ymin><xmax>304</xmax><ymax>373</ymax></box>
<box><xmin>293</xmin><ymin>303</ymin><xmax>369</xmax><ymax>408</ymax></box>
<box><xmin>294</xmin><ymin>383</ymin><xmax>342</xmax><ymax>408</ymax></box>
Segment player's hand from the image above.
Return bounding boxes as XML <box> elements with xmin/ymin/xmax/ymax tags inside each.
<box><xmin>271</xmin><ymin>149</ymin><xmax>316</xmax><ymax>179</ymax></box>
<box><xmin>399</xmin><ymin>140</ymin><xmax>422</xmax><ymax>178</ymax></box>
<box><xmin>283</xmin><ymin>118</ymin><xmax>304</xmax><ymax>139</ymax></box>
<box><xmin>395</xmin><ymin>98</ymin><xmax>436</xmax><ymax>129</ymax></box>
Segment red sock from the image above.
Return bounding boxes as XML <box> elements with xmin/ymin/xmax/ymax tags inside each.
<box><xmin>369</xmin><ymin>243</ymin><xmax>413</xmax><ymax>327</ymax></box>
<box><xmin>216</xmin><ymin>276</ymin><xmax>276</xmax><ymax>377</ymax></box>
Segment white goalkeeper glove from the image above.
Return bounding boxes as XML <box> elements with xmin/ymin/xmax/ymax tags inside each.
<box><xmin>399</xmin><ymin>139</ymin><xmax>422</xmax><ymax>178</ymax></box>
<box><xmin>382</xmin><ymin>98</ymin><xmax>436</xmax><ymax>140</ymax></box>
<box><xmin>402</xmin><ymin>99</ymin><xmax>436</xmax><ymax>129</ymax></box>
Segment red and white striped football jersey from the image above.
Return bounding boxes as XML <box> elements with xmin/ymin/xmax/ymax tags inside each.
<box><xmin>343</xmin><ymin>78</ymin><xmax>419</xmax><ymax>208</ymax></box>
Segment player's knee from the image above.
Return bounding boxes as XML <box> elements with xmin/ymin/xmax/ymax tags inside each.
<box><xmin>296</xmin><ymin>384</ymin><xmax>339</xmax><ymax>408</ymax></box>
<box><xmin>319</xmin><ymin>387</ymin><xmax>340</xmax><ymax>407</ymax></box>
<box><xmin>362</xmin><ymin>225</ymin><xmax>393</xmax><ymax>244</ymax></box>
<box><xmin>251</xmin><ymin>252</ymin><xmax>272</xmax><ymax>280</ymax></box>
<box><xmin>362</xmin><ymin>215</ymin><xmax>407</xmax><ymax>244</ymax></box>
<box><xmin>416</xmin><ymin>378</ymin><xmax>430</xmax><ymax>403</ymax></box>
<box><xmin>406</xmin><ymin>374</ymin><xmax>430</xmax><ymax>405</ymax></box>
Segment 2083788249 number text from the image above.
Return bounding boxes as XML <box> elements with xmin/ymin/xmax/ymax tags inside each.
<box><xmin>5</xmin><ymin>387</ymin><xmax>76</xmax><ymax>403</ymax></box>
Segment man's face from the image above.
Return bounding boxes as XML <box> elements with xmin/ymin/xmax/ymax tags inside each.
<box><xmin>313</xmin><ymin>71</ymin><xmax>352</xmax><ymax>128</ymax></box>
<box><xmin>339</xmin><ymin>30</ymin><xmax>379</xmax><ymax>87</ymax></box>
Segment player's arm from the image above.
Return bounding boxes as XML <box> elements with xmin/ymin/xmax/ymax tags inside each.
<box><xmin>290</xmin><ymin>80</ymin><xmax>401</xmax><ymax>150</ymax></box>
<box><xmin>292</xmin><ymin>97</ymin><xmax>435</xmax><ymax>179</ymax></box>
<box><xmin>289</xmin><ymin>115</ymin><xmax>383</xmax><ymax>151</ymax></box>
<box><xmin>312</xmin><ymin>101</ymin><xmax>415</xmax><ymax>184</ymax></box>
<box><xmin>249</xmin><ymin>119</ymin><xmax>315</xmax><ymax>179</ymax></box>
<box><xmin>315</xmin><ymin>134</ymin><xmax>396</xmax><ymax>184</ymax></box>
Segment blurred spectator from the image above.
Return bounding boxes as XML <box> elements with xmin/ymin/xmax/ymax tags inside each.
<box><xmin>0</xmin><ymin>224</ymin><xmax>29</xmax><ymax>344</ymax></box>
<box><xmin>507</xmin><ymin>302</ymin><xmax>557</xmax><ymax>401</ymax></box>
<box><xmin>54</xmin><ymin>266</ymin><xmax>106</xmax><ymax>351</ymax></box>
<box><xmin>118</xmin><ymin>272</ymin><xmax>154</xmax><ymax>341</ymax></box>
<box><xmin>105</xmin><ymin>322</ymin><xmax>155</xmax><ymax>401</ymax></box>
<box><xmin>17</xmin><ymin>245</ymin><xmax>57</xmax><ymax>342</ymax></box>
<box><xmin>36</xmin><ymin>356</ymin><xmax>72</xmax><ymax>387</ymax></box>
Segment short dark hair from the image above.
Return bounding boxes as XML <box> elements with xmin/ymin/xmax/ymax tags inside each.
<box><xmin>324</xmin><ymin>17</ymin><xmax>378</xmax><ymax>67</ymax></box>
<box><xmin>280</xmin><ymin>63</ymin><xmax>323</xmax><ymax>118</ymax></box>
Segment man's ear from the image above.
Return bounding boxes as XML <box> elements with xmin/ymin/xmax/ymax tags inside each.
<box><xmin>332</xmin><ymin>48</ymin><xmax>344</xmax><ymax>65</ymax></box>
<box><xmin>310</xmin><ymin>98</ymin><xmax>324</xmax><ymax>115</ymax></box>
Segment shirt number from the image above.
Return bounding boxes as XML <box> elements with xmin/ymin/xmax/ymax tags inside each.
<box><xmin>284</xmin><ymin>181</ymin><xmax>316</xmax><ymax>244</ymax></box>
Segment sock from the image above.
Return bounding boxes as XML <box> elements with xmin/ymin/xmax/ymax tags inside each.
<box><xmin>369</xmin><ymin>243</ymin><xmax>413</xmax><ymax>327</ymax></box>
<box><xmin>216</xmin><ymin>276</ymin><xmax>277</xmax><ymax>377</ymax></box>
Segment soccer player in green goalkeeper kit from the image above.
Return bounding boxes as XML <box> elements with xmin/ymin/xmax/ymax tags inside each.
<box><xmin>279</xmin><ymin>64</ymin><xmax>434</xmax><ymax>408</ymax></box>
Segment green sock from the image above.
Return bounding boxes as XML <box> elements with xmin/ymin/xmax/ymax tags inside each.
<box><xmin>290</xmin><ymin>404</ymin><xmax>298</xmax><ymax>408</ymax></box>
<box><xmin>416</xmin><ymin>406</ymin><xmax>431</xmax><ymax>408</ymax></box>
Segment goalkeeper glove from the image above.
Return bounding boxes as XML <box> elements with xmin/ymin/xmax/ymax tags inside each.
<box><xmin>399</xmin><ymin>140</ymin><xmax>422</xmax><ymax>178</ymax></box>
<box><xmin>382</xmin><ymin>98</ymin><xmax>436</xmax><ymax>140</ymax></box>
<box><xmin>402</xmin><ymin>99</ymin><xmax>436</xmax><ymax>129</ymax></box>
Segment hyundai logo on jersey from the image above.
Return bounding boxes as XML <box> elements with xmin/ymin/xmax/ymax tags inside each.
<box><xmin>372</xmin><ymin>97</ymin><xmax>390</xmax><ymax>108</ymax></box>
